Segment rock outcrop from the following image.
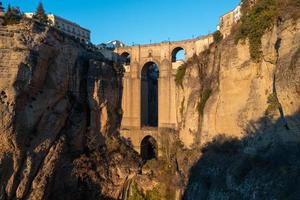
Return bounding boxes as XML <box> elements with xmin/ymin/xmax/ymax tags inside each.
<box><xmin>1</xmin><ymin>2</ymin><xmax>300</xmax><ymax>200</ymax></box>
<box><xmin>176</xmin><ymin>18</ymin><xmax>300</xmax><ymax>147</ymax></box>
<box><xmin>0</xmin><ymin>20</ymin><xmax>140</xmax><ymax>200</ymax></box>
<box><xmin>176</xmin><ymin>13</ymin><xmax>300</xmax><ymax>200</ymax></box>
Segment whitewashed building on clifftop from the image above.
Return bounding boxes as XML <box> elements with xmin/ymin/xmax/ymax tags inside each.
<box><xmin>217</xmin><ymin>4</ymin><xmax>242</xmax><ymax>38</ymax></box>
<box><xmin>25</xmin><ymin>13</ymin><xmax>91</xmax><ymax>43</ymax></box>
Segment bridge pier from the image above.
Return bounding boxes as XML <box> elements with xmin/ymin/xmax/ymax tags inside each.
<box><xmin>116</xmin><ymin>35</ymin><xmax>214</xmax><ymax>157</ymax></box>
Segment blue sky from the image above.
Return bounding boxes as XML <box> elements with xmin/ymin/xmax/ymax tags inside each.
<box><xmin>2</xmin><ymin>0</ymin><xmax>240</xmax><ymax>45</ymax></box>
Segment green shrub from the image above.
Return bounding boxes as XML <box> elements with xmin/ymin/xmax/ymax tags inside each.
<box><xmin>197</xmin><ymin>89</ymin><xmax>212</xmax><ymax>116</ymax></box>
<box><xmin>32</xmin><ymin>2</ymin><xmax>48</xmax><ymax>24</ymax></box>
<box><xmin>213</xmin><ymin>30</ymin><xmax>223</xmax><ymax>44</ymax></box>
<box><xmin>175</xmin><ymin>64</ymin><xmax>187</xmax><ymax>88</ymax></box>
<box><xmin>128</xmin><ymin>183</ymin><xmax>145</xmax><ymax>200</ymax></box>
<box><xmin>235</xmin><ymin>0</ymin><xmax>278</xmax><ymax>62</ymax></box>
<box><xmin>145</xmin><ymin>186</ymin><xmax>165</xmax><ymax>200</ymax></box>
<box><xmin>3</xmin><ymin>5</ymin><xmax>22</xmax><ymax>25</ymax></box>
<box><xmin>266</xmin><ymin>93</ymin><xmax>281</xmax><ymax>115</ymax></box>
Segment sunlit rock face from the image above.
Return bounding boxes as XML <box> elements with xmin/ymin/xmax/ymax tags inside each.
<box><xmin>178</xmin><ymin>18</ymin><xmax>300</xmax><ymax>200</ymax></box>
<box><xmin>0</xmin><ymin>20</ymin><xmax>141</xmax><ymax>200</ymax></box>
<box><xmin>0</xmin><ymin>5</ymin><xmax>300</xmax><ymax>200</ymax></box>
<box><xmin>176</xmin><ymin>18</ymin><xmax>300</xmax><ymax>148</ymax></box>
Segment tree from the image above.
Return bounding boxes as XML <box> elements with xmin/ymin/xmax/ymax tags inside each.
<box><xmin>213</xmin><ymin>30</ymin><xmax>223</xmax><ymax>44</ymax></box>
<box><xmin>32</xmin><ymin>2</ymin><xmax>48</xmax><ymax>24</ymax></box>
<box><xmin>3</xmin><ymin>4</ymin><xmax>22</xmax><ymax>25</ymax></box>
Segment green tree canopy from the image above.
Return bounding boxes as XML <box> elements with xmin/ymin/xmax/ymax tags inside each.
<box><xmin>33</xmin><ymin>2</ymin><xmax>48</xmax><ymax>24</ymax></box>
<box><xmin>3</xmin><ymin>4</ymin><xmax>22</xmax><ymax>25</ymax></box>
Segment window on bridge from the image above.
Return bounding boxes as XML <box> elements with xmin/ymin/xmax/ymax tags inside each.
<box><xmin>141</xmin><ymin>136</ymin><xmax>157</xmax><ymax>161</ymax></box>
<box><xmin>141</xmin><ymin>62</ymin><xmax>159</xmax><ymax>127</ymax></box>
<box><xmin>121</xmin><ymin>52</ymin><xmax>131</xmax><ymax>65</ymax></box>
<box><xmin>172</xmin><ymin>47</ymin><xmax>185</xmax><ymax>62</ymax></box>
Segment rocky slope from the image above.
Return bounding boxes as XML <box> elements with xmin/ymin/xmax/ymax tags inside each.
<box><xmin>176</xmin><ymin>18</ymin><xmax>300</xmax><ymax>148</ymax></box>
<box><xmin>1</xmin><ymin>1</ymin><xmax>300</xmax><ymax>200</ymax></box>
<box><xmin>0</xmin><ymin>20</ymin><xmax>141</xmax><ymax>200</ymax></box>
<box><xmin>176</xmin><ymin>9</ymin><xmax>300</xmax><ymax>200</ymax></box>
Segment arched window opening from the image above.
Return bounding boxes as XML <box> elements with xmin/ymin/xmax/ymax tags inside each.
<box><xmin>141</xmin><ymin>62</ymin><xmax>159</xmax><ymax>127</ymax></box>
<box><xmin>141</xmin><ymin>136</ymin><xmax>158</xmax><ymax>161</ymax></box>
<box><xmin>172</xmin><ymin>47</ymin><xmax>185</xmax><ymax>62</ymax></box>
<box><xmin>121</xmin><ymin>52</ymin><xmax>131</xmax><ymax>65</ymax></box>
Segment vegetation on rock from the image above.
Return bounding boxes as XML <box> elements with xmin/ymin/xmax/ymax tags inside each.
<box><xmin>266</xmin><ymin>93</ymin><xmax>281</xmax><ymax>115</ymax></box>
<box><xmin>128</xmin><ymin>182</ymin><xmax>167</xmax><ymax>200</ymax></box>
<box><xmin>175</xmin><ymin>64</ymin><xmax>187</xmax><ymax>88</ymax></box>
<box><xmin>197</xmin><ymin>88</ymin><xmax>212</xmax><ymax>116</ymax></box>
<box><xmin>213</xmin><ymin>30</ymin><xmax>223</xmax><ymax>44</ymax></box>
<box><xmin>32</xmin><ymin>2</ymin><xmax>48</xmax><ymax>24</ymax></box>
<box><xmin>3</xmin><ymin>5</ymin><xmax>22</xmax><ymax>25</ymax></box>
<box><xmin>235</xmin><ymin>0</ymin><xmax>300</xmax><ymax>62</ymax></box>
<box><xmin>128</xmin><ymin>183</ymin><xmax>145</xmax><ymax>200</ymax></box>
<box><xmin>235</xmin><ymin>0</ymin><xmax>278</xmax><ymax>61</ymax></box>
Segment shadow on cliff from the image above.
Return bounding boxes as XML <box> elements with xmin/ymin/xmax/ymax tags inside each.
<box><xmin>0</xmin><ymin>20</ymin><xmax>129</xmax><ymax>200</ymax></box>
<box><xmin>183</xmin><ymin>110</ymin><xmax>300</xmax><ymax>200</ymax></box>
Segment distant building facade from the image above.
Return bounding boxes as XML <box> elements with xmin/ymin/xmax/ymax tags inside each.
<box><xmin>217</xmin><ymin>4</ymin><xmax>242</xmax><ymax>38</ymax></box>
<box><xmin>25</xmin><ymin>13</ymin><xmax>91</xmax><ymax>43</ymax></box>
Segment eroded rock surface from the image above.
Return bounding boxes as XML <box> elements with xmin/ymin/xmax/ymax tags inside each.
<box><xmin>0</xmin><ymin>21</ymin><xmax>140</xmax><ymax>200</ymax></box>
<box><xmin>176</xmin><ymin>19</ymin><xmax>300</xmax><ymax>147</ymax></box>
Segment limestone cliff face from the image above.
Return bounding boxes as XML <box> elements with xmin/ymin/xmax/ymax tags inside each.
<box><xmin>0</xmin><ymin>21</ymin><xmax>140</xmax><ymax>200</ymax></box>
<box><xmin>177</xmin><ymin>17</ymin><xmax>300</xmax><ymax>200</ymax></box>
<box><xmin>176</xmin><ymin>18</ymin><xmax>300</xmax><ymax>148</ymax></box>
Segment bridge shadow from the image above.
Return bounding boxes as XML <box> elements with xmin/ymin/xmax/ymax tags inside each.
<box><xmin>183</xmin><ymin>110</ymin><xmax>300</xmax><ymax>200</ymax></box>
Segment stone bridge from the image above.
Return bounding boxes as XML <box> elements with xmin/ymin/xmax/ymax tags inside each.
<box><xmin>115</xmin><ymin>35</ymin><xmax>213</xmax><ymax>160</ymax></box>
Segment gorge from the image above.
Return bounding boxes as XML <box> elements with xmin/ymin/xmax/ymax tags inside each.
<box><xmin>0</xmin><ymin>0</ymin><xmax>300</xmax><ymax>199</ymax></box>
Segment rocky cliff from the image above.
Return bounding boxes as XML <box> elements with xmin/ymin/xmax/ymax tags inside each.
<box><xmin>0</xmin><ymin>20</ymin><xmax>141</xmax><ymax>200</ymax></box>
<box><xmin>176</xmin><ymin>18</ymin><xmax>300</xmax><ymax>148</ymax></box>
<box><xmin>175</xmin><ymin>4</ymin><xmax>300</xmax><ymax>199</ymax></box>
<box><xmin>1</xmin><ymin>1</ymin><xmax>300</xmax><ymax>200</ymax></box>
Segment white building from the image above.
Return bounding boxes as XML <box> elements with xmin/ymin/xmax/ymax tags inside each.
<box><xmin>25</xmin><ymin>13</ymin><xmax>91</xmax><ymax>43</ymax></box>
<box><xmin>233</xmin><ymin>5</ymin><xmax>242</xmax><ymax>23</ymax></box>
<box><xmin>217</xmin><ymin>4</ymin><xmax>242</xmax><ymax>38</ymax></box>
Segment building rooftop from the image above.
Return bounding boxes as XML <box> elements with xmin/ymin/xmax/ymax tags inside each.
<box><xmin>48</xmin><ymin>13</ymin><xmax>90</xmax><ymax>33</ymax></box>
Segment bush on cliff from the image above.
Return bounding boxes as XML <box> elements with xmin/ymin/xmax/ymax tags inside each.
<box><xmin>236</xmin><ymin>0</ymin><xmax>300</xmax><ymax>62</ymax></box>
<box><xmin>32</xmin><ymin>2</ymin><xmax>48</xmax><ymax>24</ymax></box>
<box><xmin>213</xmin><ymin>30</ymin><xmax>223</xmax><ymax>44</ymax></box>
<box><xmin>3</xmin><ymin>5</ymin><xmax>22</xmax><ymax>25</ymax></box>
<box><xmin>235</xmin><ymin>0</ymin><xmax>278</xmax><ymax>62</ymax></box>
<box><xmin>265</xmin><ymin>93</ymin><xmax>281</xmax><ymax>115</ymax></box>
<box><xmin>175</xmin><ymin>64</ymin><xmax>187</xmax><ymax>88</ymax></box>
<box><xmin>197</xmin><ymin>88</ymin><xmax>212</xmax><ymax>116</ymax></box>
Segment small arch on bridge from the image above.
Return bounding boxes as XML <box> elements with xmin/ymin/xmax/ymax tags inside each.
<box><xmin>141</xmin><ymin>62</ymin><xmax>159</xmax><ymax>127</ymax></box>
<box><xmin>172</xmin><ymin>47</ymin><xmax>185</xmax><ymax>62</ymax></box>
<box><xmin>141</xmin><ymin>135</ymin><xmax>158</xmax><ymax>161</ymax></box>
<box><xmin>121</xmin><ymin>52</ymin><xmax>131</xmax><ymax>65</ymax></box>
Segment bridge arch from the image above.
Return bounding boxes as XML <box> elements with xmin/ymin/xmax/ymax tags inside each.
<box><xmin>141</xmin><ymin>135</ymin><xmax>158</xmax><ymax>161</ymax></box>
<box><xmin>141</xmin><ymin>61</ymin><xmax>159</xmax><ymax>127</ymax></box>
<box><xmin>171</xmin><ymin>47</ymin><xmax>185</xmax><ymax>62</ymax></box>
